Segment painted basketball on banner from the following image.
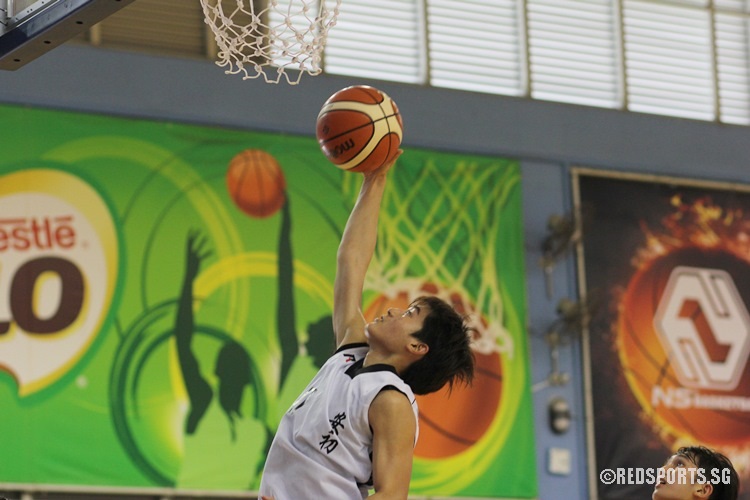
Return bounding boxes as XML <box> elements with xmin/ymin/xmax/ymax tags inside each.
<box><xmin>618</xmin><ymin>246</ymin><xmax>750</xmax><ymax>446</ymax></box>
<box><xmin>316</xmin><ymin>85</ymin><xmax>403</xmax><ymax>173</ymax></box>
<box><xmin>364</xmin><ymin>282</ymin><xmax>503</xmax><ymax>459</ymax></box>
<box><xmin>226</xmin><ymin>149</ymin><xmax>287</xmax><ymax>218</ymax></box>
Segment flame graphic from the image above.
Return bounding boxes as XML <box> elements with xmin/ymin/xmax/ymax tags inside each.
<box><xmin>615</xmin><ymin>194</ymin><xmax>750</xmax><ymax>478</ymax></box>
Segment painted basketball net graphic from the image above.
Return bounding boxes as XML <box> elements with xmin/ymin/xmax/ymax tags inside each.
<box><xmin>350</xmin><ymin>158</ymin><xmax>524</xmax><ymax>495</ymax></box>
<box><xmin>616</xmin><ymin>196</ymin><xmax>750</xmax><ymax>476</ymax></box>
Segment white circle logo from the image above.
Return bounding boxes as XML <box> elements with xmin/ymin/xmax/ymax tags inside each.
<box><xmin>654</xmin><ymin>266</ymin><xmax>750</xmax><ymax>391</ymax></box>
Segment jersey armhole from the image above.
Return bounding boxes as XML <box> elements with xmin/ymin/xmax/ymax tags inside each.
<box><xmin>368</xmin><ymin>385</ymin><xmax>415</xmax><ymax>434</ymax></box>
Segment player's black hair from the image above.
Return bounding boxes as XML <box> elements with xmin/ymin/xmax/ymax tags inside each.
<box><xmin>400</xmin><ymin>296</ymin><xmax>475</xmax><ymax>395</ymax></box>
<box><xmin>676</xmin><ymin>446</ymin><xmax>739</xmax><ymax>500</ymax></box>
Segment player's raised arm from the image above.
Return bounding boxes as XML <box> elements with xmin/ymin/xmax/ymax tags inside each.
<box><xmin>333</xmin><ymin>150</ymin><xmax>402</xmax><ymax>348</ymax></box>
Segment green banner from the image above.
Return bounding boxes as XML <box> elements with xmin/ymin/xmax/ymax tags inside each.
<box><xmin>0</xmin><ymin>105</ymin><xmax>536</xmax><ymax>498</ymax></box>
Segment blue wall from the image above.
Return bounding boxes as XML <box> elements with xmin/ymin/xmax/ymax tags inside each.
<box><xmin>2</xmin><ymin>44</ymin><xmax>749</xmax><ymax>500</ymax></box>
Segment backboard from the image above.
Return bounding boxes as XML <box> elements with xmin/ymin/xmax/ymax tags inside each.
<box><xmin>0</xmin><ymin>0</ymin><xmax>135</xmax><ymax>70</ymax></box>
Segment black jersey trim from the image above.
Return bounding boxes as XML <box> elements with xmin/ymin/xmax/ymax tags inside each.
<box><xmin>335</xmin><ymin>342</ymin><xmax>369</xmax><ymax>354</ymax></box>
<box><xmin>367</xmin><ymin>386</ymin><xmax>416</xmax><ymax>436</ymax></box>
<box><xmin>379</xmin><ymin>384</ymin><xmax>414</xmax><ymax>404</ymax></box>
<box><xmin>345</xmin><ymin>358</ymin><xmax>365</xmax><ymax>378</ymax></box>
<box><xmin>344</xmin><ymin>359</ymin><xmax>401</xmax><ymax>379</ymax></box>
<box><xmin>357</xmin><ymin>363</ymin><xmax>398</xmax><ymax>376</ymax></box>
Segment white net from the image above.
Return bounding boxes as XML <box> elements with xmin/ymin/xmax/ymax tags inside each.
<box><xmin>199</xmin><ymin>0</ymin><xmax>341</xmax><ymax>85</ymax></box>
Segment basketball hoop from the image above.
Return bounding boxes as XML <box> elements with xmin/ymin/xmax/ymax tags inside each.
<box><xmin>199</xmin><ymin>0</ymin><xmax>341</xmax><ymax>85</ymax></box>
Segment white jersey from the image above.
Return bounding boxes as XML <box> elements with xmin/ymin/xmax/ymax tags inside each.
<box><xmin>259</xmin><ymin>343</ymin><xmax>419</xmax><ymax>499</ymax></box>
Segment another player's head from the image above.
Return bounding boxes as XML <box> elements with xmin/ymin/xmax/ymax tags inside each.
<box><xmin>398</xmin><ymin>296</ymin><xmax>475</xmax><ymax>395</ymax></box>
<box><xmin>653</xmin><ymin>446</ymin><xmax>739</xmax><ymax>500</ymax></box>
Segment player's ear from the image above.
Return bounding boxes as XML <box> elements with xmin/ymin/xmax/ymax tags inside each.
<box><xmin>695</xmin><ymin>481</ymin><xmax>713</xmax><ymax>498</ymax></box>
<box><xmin>408</xmin><ymin>341</ymin><xmax>429</xmax><ymax>356</ymax></box>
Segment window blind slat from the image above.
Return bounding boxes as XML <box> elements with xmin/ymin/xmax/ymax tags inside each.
<box><xmin>428</xmin><ymin>0</ymin><xmax>523</xmax><ymax>95</ymax></box>
<box><xmin>528</xmin><ymin>0</ymin><xmax>618</xmax><ymax>107</ymax></box>
<box><xmin>324</xmin><ymin>0</ymin><xmax>422</xmax><ymax>81</ymax></box>
<box><xmin>623</xmin><ymin>0</ymin><xmax>716</xmax><ymax>120</ymax></box>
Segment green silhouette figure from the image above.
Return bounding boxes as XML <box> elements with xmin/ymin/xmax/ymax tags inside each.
<box><xmin>277</xmin><ymin>198</ymin><xmax>297</xmax><ymax>385</ymax></box>
<box><xmin>276</xmin><ymin>198</ymin><xmax>336</xmax><ymax>389</ymax></box>
<box><xmin>304</xmin><ymin>315</ymin><xmax>335</xmax><ymax>369</ymax></box>
<box><xmin>176</xmin><ymin>231</ymin><xmax>252</xmax><ymax>440</ymax></box>
<box><xmin>276</xmin><ymin>197</ymin><xmax>334</xmax><ymax>374</ymax></box>
<box><xmin>250</xmin><ymin>196</ymin><xmax>337</xmax><ymax>482</ymax></box>
<box><xmin>174</xmin><ymin>230</ymin><xmax>264</xmax><ymax>489</ymax></box>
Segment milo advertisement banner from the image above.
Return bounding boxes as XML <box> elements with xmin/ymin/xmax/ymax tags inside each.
<box><xmin>0</xmin><ymin>105</ymin><xmax>536</xmax><ymax>497</ymax></box>
<box><xmin>576</xmin><ymin>169</ymin><xmax>750</xmax><ymax>499</ymax></box>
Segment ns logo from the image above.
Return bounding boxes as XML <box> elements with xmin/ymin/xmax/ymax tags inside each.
<box><xmin>654</xmin><ymin>266</ymin><xmax>750</xmax><ymax>392</ymax></box>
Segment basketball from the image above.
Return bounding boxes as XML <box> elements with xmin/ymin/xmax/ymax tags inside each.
<box><xmin>226</xmin><ymin>149</ymin><xmax>287</xmax><ymax>218</ymax></box>
<box><xmin>363</xmin><ymin>282</ymin><xmax>503</xmax><ymax>458</ymax></box>
<box><xmin>316</xmin><ymin>85</ymin><xmax>403</xmax><ymax>173</ymax></box>
<box><xmin>617</xmin><ymin>246</ymin><xmax>750</xmax><ymax>446</ymax></box>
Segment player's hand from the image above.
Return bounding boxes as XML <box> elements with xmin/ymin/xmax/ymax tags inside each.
<box><xmin>364</xmin><ymin>149</ymin><xmax>403</xmax><ymax>178</ymax></box>
<box><xmin>260</xmin><ymin>496</ymin><xmax>275</xmax><ymax>500</ymax></box>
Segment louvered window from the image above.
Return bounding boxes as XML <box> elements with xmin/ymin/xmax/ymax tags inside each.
<box><xmin>93</xmin><ymin>0</ymin><xmax>207</xmax><ymax>57</ymax></box>
<box><xmin>427</xmin><ymin>0</ymin><xmax>525</xmax><ymax>95</ymax></box>
<box><xmin>323</xmin><ymin>0</ymin><xmax>423</xmax><ymax>83</ymax></box>
<box><xmin>715</xmin><ymin>0</ymin><xmax>750</xmax><ymax>125</ymax></box>
<box><xmin>527</xmin><ymin>0</ymin><xmax>620</xmax><ymax>107</ymax></box>
<box><xmin>57</xmin><ymin>0</ymin><xmax>750</xmax><ymax>126</ymax></box>
<box><xmin>623</xmin><ymin>0</ymin><xmax>716</xmax><ymax>120</ymax></box>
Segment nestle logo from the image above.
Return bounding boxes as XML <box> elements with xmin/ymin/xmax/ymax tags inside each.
<box><xmin>0</xmin><ymin>216</ymin><xmax>76</xmax><ymax>252</ymax></box>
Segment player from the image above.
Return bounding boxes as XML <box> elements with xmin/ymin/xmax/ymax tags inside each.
<box><xmin>653</xmin><ymin>446</ymin><xmax>740</xmax><ymax>500</ymax></box>
<box><xmin>258</xmin><ymin>150</ymin><xmax>475</xmax><ymax>499</ymax></box>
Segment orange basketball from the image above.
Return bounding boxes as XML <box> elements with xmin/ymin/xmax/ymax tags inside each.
<box><xmin>226</xmin><ymin>149</ymin><xmax>286</xmax><ymax>218</ymax></box>
<box><xmin>363</xmin><ymin>283</ymin><xmax>503</xmax><ymax>458</ymax></box>
<box><xmin>316</xmin><ymin>85</ymin><xmax>403</xmax><ymax>173</ymax></box>
<box><xmin>618</xmin><ymin>246</ymin><xmax>750</xmax><ymax>446</ymax></box>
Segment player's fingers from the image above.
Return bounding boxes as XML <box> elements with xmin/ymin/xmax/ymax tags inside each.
<box><xmin>389</xmin><ymin>148</ymin><xmax>404</xmax><ymax>165</ymax></box>
<box><xmin>365</xmin><ymin>149</ymin><xmax>403</xmax><ymax>178</ymax></box>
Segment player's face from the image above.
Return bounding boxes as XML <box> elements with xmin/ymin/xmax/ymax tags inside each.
<box><xmin>367</xmin><ymin>302</ymin><xmax>429</xmax><ymax>348</ymax></box>
<box><xmin>652</xmin><ymin>454</ymin><xmax>708</xmax><ymax>500</ymax></box>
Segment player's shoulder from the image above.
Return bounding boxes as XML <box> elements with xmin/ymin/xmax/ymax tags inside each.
<box><xmin>370</xmin><ymin>388</ymin><xmax>414</xmax><ymax>420</ymax></box>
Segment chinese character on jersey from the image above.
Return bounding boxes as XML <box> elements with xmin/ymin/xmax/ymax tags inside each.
<box><xmin>319</xmin><ymin>412</ymin><xmax>347</xmax><ymax>454</ymax></box>
<box><xmin>329</xmin><ymin>412</ymin><xmax>346</xmax><ymax>435</ymax></box>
